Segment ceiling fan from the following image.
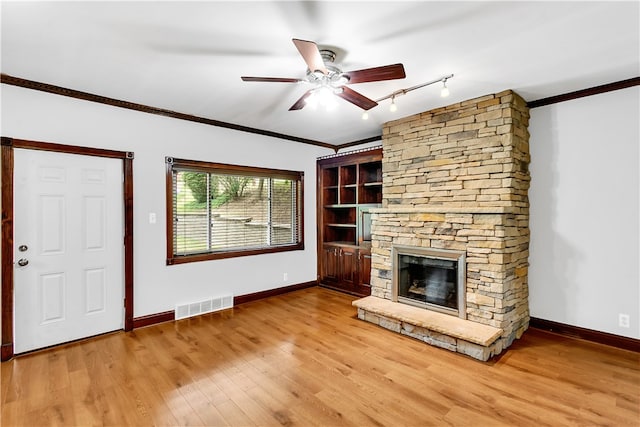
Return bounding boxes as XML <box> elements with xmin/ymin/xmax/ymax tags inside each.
<box><xmin>241</xmin><ymin>38</ymin><xmax>406</xmax><ymax>111</ymax></box>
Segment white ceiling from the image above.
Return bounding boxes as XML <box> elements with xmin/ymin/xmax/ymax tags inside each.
<box><xmin>1</xmin><ymin>1</ymin><xmax>638</xmax><ymax>146</ymax></box>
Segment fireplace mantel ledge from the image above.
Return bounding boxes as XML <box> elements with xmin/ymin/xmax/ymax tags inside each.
<box><xmin>353</xmin><ymin>296</ymin><xmax>503</xmax><ymax>347</ymax></box>
<box><xmin>370</xmin><ymin>206</ymin><xmax>521</xmax><ymax>214</ymax></box>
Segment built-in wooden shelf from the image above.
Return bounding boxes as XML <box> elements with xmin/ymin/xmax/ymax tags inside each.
<box><xmin>317</xmin><ymin>147</ymin><xmax>382</xmax><ymax>296</ymax></box>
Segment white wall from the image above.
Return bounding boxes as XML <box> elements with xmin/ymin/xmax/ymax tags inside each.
<box><xmin>1</xmin><ymin>85</ymin><xmax>332</xmax><ymax>317</ymax></box>
<box><xmin>529</xmin><ymin>86</ymin><xmax>639</xmax><ymax>338</ymax></box>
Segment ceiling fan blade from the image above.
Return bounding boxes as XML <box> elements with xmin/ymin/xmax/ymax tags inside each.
<box><xmin>241</xmin><ymin>76</ymin><xmax>303</xmax><ymax>83</ymax></box>
<box><xmin>343</xmin><ymin>63</ymin><xmax>406</xmax><ymax>84</ymax></box>
<box><xmin>336</xmin><ymin>87</ymin><xmax>378</xmax><ymax>110</ymax></box>
<box><xmin>289</xmin><ymin>90</ymin><xmax>314</xmax><ymax>111</ymax></box>
<box><xmin>292</xmin><ymin>38</ymin><xmax>328</xmax><ymax>75</ymax></box>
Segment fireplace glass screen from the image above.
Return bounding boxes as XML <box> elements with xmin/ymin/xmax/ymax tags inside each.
<box><xmin>398</xmin><ymin>255</ymin><xmax>458</xmax><ymax>309</ymax></box>
<box><xmin>393</xmin><ymin>246</ymin><xmax>466</xmax><ymax>318</ymax></box>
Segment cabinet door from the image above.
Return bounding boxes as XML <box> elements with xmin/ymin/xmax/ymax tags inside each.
<box><xmin>339</xmin><ymin>246</ymin><xmax>358</xmax><ymax>290</ymax></box>
<box><xmin>321</xmin><ymin>245</ymin><xmax>339</xmax><ymax>284</ymax></box>
<box><xmin>355</xmin><ymin>249</ymin><xmax>372</xmax><ymax>296</ymax></box>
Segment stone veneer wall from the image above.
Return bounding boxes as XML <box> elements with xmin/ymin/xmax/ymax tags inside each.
<box><xmin>370</xmin><ymin>90</ymin><xmax>531</xmax><ymax>351</ymax></box>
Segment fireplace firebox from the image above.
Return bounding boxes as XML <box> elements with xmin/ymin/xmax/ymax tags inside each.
<box><xmin>392</xmin><ymin>245</ymin><xmax>466</xmax><ymax>319</ymax></box>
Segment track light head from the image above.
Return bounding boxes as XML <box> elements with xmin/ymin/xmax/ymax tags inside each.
<box><xmin>441</xmin><ymin>79</ymin><xmax>450</xmax><ymax>97</ymax></box>
<box><xmin>390</xmin><ymin>96</ymin><xmax>398</xmax><ymax>112</ymax></box>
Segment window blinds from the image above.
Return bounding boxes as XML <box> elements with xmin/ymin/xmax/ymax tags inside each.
<box><xmin>172</xmin><ymin>169</ymin><xmax>300</xmax><ymax>257</ymax></box>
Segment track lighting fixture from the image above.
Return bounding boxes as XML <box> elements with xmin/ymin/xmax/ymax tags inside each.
<box><xmin>370</xmin><ymin>74</ymin><xmax>454</xmax><ymax>115</ymax></box>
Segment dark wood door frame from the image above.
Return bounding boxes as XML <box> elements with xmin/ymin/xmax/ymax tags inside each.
<box><xmin>1</xmin><ymin>137</ymin><xmax>134</xmax><ymax>361</ymax></box>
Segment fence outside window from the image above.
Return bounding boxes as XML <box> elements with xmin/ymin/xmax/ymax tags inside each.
<box><xmin>166</xmin><ymin>157</ymin><xmax>304</xmax><ymax>264</ymax></box>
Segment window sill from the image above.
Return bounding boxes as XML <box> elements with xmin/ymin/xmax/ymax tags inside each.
<box><xmin>167</xmin><ymin>242</ymin><xmax>304</xmax><ymax>265</ymax></box>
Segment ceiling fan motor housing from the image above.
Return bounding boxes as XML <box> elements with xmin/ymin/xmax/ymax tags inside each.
<box><xmin>319</xmin><ymin>49</ymin><xmax>336</xmax><ymax>64</ymax></box>
<box><xmin>306</xmin><ymin>49</ymin><xmax>349</xmax><ymax>87</ymax></box>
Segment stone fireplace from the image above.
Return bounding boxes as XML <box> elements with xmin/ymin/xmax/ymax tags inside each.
<box><xmin>353</xmin><ymin>90</ymin><xmax>530</xmax><ymax>361</ymax></box>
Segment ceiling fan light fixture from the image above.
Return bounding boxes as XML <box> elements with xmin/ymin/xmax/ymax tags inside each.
<box><xmin>362</xmin><ymin>111</ymin><xmax>369</xmax><ymax>120</ymax></box>
<box><xmin>319</xmin><ymin>86</ymin><xmax>337</xmax><ymax>108</ymax></box>
<box><xmin>336</xmin><ymin>75</ymin><xmax>349</xmax><ymax>85</ymax></box>
<box><xmin>305</xmin><ymin>86</ymin><xmax>338</xmax><ymax>111</ymax></box>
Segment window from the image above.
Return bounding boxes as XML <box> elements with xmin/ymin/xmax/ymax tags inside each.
<box><xmin>166</xmin><ymin>157</ymin><xmax>304</xmax><ymax>264</ymax></box>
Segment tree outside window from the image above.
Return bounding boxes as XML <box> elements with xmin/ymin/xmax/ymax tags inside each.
<box><xmin>166</xmin><ymin>157</ymin><xmax>303</xmax><ymax>264</ymax></box>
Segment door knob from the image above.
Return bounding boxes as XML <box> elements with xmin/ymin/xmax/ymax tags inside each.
<box><xmin>18</xmin><ymin>245</ymin><xmax>28</xmax><ymax>252</ymax></box>
<box><xmin>17</xmin><ymin>258</ymin><xmax>29</xmax><ymax>267</ymax></box>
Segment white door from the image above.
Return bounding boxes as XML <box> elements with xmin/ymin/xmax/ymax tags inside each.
<box><xmin>13</xmin><ymin>148</ymin><xmax>124</xmax><ymax>354</ymax></box>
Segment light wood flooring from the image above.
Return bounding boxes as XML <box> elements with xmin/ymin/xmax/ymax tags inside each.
<box><xmin>2</xmin><ymin>287</ymin><xmax>639</xmax><ymax>426</ymax></box>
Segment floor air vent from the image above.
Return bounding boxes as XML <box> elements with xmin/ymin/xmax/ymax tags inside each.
<box><xmin>175</xmin><ymin>295</ymin><xmax>234</xmax><ymax>320</ymax></box>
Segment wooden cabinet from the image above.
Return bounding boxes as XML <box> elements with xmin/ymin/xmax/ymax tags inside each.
<box><xmin>338</xmin><ymin>245</ymin><xmax>358</xmax><ymax>288</ymax></box>
<box><xmin>354</xmin><ymin>248</ymin><xmax>372</xmax><ymax>296</ymax></box>
<box><xmin>317</xmin><ymin>148</ymin><xmax>382</xmax><ymax>296</ymax></box>
<box><xmin>321</xmin><ymin>244</ymin><xmax>370</xmax><ymax>295</ymax></box>
<box><xmin>321</xmin><ymin>245</ymin><xmax>340</xmax><ymax>285</ymax></box>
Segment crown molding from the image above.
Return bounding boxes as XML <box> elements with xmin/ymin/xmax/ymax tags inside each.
<box><xmin>527</xmin><ymin>76</ymin><xmax>640</xmax><ymax>108</ymax></box>
<box><xmin>0</xmin><ymin>73</ymin><xmax>336</xmax><ymax>151</ymax></box>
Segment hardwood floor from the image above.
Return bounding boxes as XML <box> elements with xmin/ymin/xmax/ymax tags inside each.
<box><xmin>2</xmin><ymin>287</ymin><xmax>639</xmax><ymax>426</ymax></box>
